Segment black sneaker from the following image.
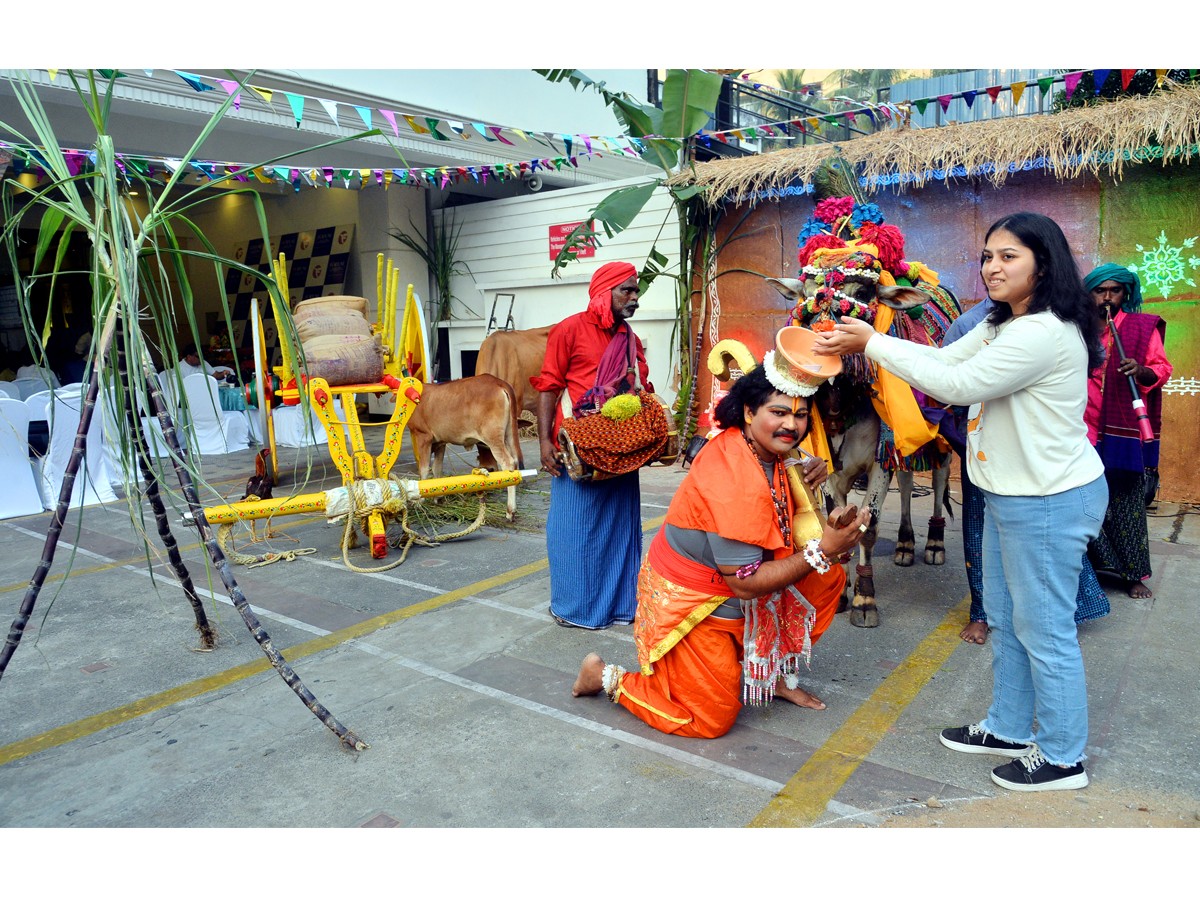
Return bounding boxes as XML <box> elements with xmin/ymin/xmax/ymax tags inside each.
<box><xmin>991</xmin><ymin>747</ymin><xmax>1088</xmax><ymax>792</ymax></box>
<box><xmin>939</xmin><ymin>724</ymin><xmax>1031</xmax><ymax>757</ymax></box>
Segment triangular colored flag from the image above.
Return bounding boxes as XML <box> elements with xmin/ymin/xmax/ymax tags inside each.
<box><xmin>1037</xmin><ymin>76</ymin><xmax>1054</xmax><ymax>95</ymax></box>
<box><xmin>355</xmin><ymin>106</ymin><xmax>372</xmax><ymax>130</ymax></box>
<box><xmin>986</xmin><ymin>85</ymin><xmax>1002</xmax><ymax>103</ymax></box>
<box><xmin>1155</xmin><ymin>69</ymin><xmax>1167</xmax><ymax>87</ymax></box>
<box><xmin>1011</xmin><ymin>81</ymin><xmax>1027</xmax><ymax>106</ymax></box>
<box><xmin>404</xmin><ymin>115</ymin><xmax>430</xmax><ymax>135</ymax></box>
<box><xmin>1092</xmin><ymin>69</ymin><xmax>1110</xmax><ymax>95</ymax></box>
<box><xmin>914</xmin><ymin>98</ymin><xmax>930</xmax><ymax>115</ymax></box>
<box><xmin>448</xmin><ymin>120</ymin><xmax>468</xmax><ymax>139</ymax></box>
<box><xmin>97</xmin><ymin>70</ymin><xmax>128</xmax><ymax>81</ymax></box>
<box><xmin>175</xmin><ymin>71</ymin><xmax>213</xmax><ymax>93</ymax></box>
<box><xmin>425</xmin><ymin>118</ymin><xmax>450</xmax><ymax>140</ymax></box>
<box><xmin>962</xmin><ymin>89</ymin><xmax>977</xmax><ymax>109</ymax></box>
<box><xmin>284</xmin><ymin>92</ymin><xmax>304</xmax><ymax>127</ymax></box>
<box><xmin>217</xmin><ymin>80</ymin><xmax>242</xmax><ymax>110</ymax></box>
<box><xmin>318</xmin><ymin>99</ymin><xmax>340</xmax><ymax>126</ymax></box>
<box><xmin>250</xmin><ymin>86</ymin><xmax>273</xmax><ymax>106</ymax></box>
<box><xmin>473</xmin><ymin>123</ymin><xmax>495</xmax><ymax>141</ymax></box>
<box><xmin>1121</xmin><ymin>69</ymin><xmax>1137</xmax><ymax>90</ymax></box>
<box><xmin>489</xmin><ymin>126</ymin><xmax>514</xmax><ymax>145</ymax></box>
<box><xmin>380</xmin><ymin>110</ymin><xmax>400</xmax><ymax>136</ymax></box>
<box><xmin>1063</xmin><ymin>72</ymin><xmax>1082</xmax><ymax>101</ymax></box>
<box><xmin>511</xmin><ymin>128</ymin><xmax>531</xmax><ymax>142</ymax></box>
<box><xmin>937</xmin><ymin>95</ymin><xmax>952</xmax><ymax>112</ymax></box>
<box><xmin>47</xmin><ymin>69</ymin><xmax>58</xmax><ymax>80</ymax></box>
<box><xmin>563</xmin><ymin>135</ymin><xmax>573</xmax><ymax>157</ymax></box>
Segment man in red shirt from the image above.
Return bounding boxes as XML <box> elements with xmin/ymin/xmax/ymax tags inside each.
<box><xmin>532</xmin><ymin>261</ymin><xmax>653</xmax><ymax>629</ymax></box>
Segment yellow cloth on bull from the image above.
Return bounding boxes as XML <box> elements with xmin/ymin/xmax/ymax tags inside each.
<box><xmin>868</xmin><ymin>273</ymin><xmax>941</xmax><ymax>459</ymax></box>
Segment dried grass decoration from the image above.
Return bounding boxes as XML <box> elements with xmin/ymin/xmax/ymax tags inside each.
<box><xmin>560</xmin><ymin>390</ymin><xmax>671</xmax><ymax>477</ymax></box>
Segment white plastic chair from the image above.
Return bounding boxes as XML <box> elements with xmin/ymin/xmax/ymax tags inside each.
<box><xmin>180</xmin><ymin>373</ymin><xmax>249</xmax><ymax>455</ymax></box>
<box><xmin>13</xmin><ymin>366</ymin><xmax>60</xmax><ymax>399</ymax></box>
<box><xmin>0</xmin><ymin>398</ymin><xmax>46</xmax><ymax>516</ymax></box>
<box><xmin>38</xmin><ymin>386</ymin><xmax>118</xmax><ymax>509</ymax></box>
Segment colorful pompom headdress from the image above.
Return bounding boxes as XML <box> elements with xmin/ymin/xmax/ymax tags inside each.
<box><xmin>791</xmin><ymin>196</ymin><xmax>945</xmax><ymax>332</ymax></box>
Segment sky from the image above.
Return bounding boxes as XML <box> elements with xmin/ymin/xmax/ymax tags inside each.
<box><xmin>287</xmin><ymin>69</ymin><xmax>653</xmax><ymax>135</ymax></box>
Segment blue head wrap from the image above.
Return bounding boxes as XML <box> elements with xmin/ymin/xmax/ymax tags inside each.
<box><xmin>1084</xmin><ymin>263</ymin><xmax>1143</xmax><ymax>312</ymax></box>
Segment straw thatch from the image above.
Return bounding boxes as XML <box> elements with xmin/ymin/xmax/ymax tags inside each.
<box><xmin>671</xmin><ymin>83</ymin><xmax>1200</xmax><ymax>205</ymax></box>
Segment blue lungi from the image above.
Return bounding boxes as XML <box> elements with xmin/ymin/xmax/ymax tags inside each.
<box><xmin>546</xmin><ymin>469</ymin><xmax>642</xmax><ymax>629</ymax></box>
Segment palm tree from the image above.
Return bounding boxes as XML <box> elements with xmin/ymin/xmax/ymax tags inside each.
<box><xmin>0</xmin><ymin>69</ymin><xmax>371</xmax><ymax>750</ymax></box>
<box><xmin>828</xmin><ymin>69</ymin><xmax>913</xmax><ymax>103</ymax></box>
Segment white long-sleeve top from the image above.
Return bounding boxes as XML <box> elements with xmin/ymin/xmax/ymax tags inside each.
<box><xmin>865</xmin><ymin>310</ymin><xmax>1103</xmax><ymax>497</ymax></box>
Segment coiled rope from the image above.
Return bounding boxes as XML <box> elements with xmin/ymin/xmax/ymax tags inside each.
<box><xmin>337</xmin><ymin>475</ymin><xmax>488</xmax><ymax>574</ymax></box>
<box><xmin>216</xmin><ymin>498</ymin><xmax>319</xmax><ymax>569</ymax></box>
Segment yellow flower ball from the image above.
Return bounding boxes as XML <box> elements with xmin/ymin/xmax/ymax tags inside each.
<box><xmin>601</xmin><ymin>393</ymin><xmax>642</xmax><ymax>421</ymax></box>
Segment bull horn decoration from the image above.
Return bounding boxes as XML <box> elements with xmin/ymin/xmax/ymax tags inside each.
<box><xmin>707</xmin><ymin>338</ymin><xmax>759</xmax><ymax>381</ymax></box>
<box><xmin>704</xmin><ymin>337</ymin><xmax>826</xmax><ymax>544</ymax></box>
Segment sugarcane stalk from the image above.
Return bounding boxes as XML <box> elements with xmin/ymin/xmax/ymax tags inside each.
<box><xmin>142</xmin><ymin>349</ymin><xmax>368</xmax><ymax>750</ymax></box>
<box><xmin>0</xmin><ymin>363</ymin><xmax>105</xmax><ymax>678</ymax></box>
<box><xmin>115</xmin><ymin>342</ymin><xmax>218</xmax><ymax>650</ymax></box>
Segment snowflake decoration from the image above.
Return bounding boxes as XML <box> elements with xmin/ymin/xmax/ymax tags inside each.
<box><xmin>1128</xmin><ymin>230</ymin><xmax>1200</xmax><ymax>299</ymax></box>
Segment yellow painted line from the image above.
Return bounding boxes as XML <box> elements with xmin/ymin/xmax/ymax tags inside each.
<box><xmin>0</xmin><ymin>510</ymin><xmax>667</xmax><ymax>767</ymax></box>
<box><xmin>750</xmin><ymin>594</ymin><xmax>971</xmax><ymax>828</ymax></box>
<box><xmin>0</xmin><ymin>555</ymin><xmax>555</xmax><ymax>767</ymax></box>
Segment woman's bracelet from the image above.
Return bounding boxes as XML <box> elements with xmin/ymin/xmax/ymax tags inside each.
<box><xmin>735</xmin><ymin>560</ymin><xmax>762</xmax><ymax>579</ymax></box>
<box><xmin>803</xmin><ymin>538</ymin><xmax>833</xmax><ymax>575</ymax></box>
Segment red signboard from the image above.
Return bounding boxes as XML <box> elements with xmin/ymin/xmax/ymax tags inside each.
<box><xmin>549</xmin><ymin>221</ymin><xmax>595</xmax><ymax>260</ymax></box>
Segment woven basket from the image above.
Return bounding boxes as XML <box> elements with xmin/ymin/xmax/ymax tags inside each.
<box><xmin>559</xmin><ymin>391</ymin><xmax>676</xmax><ymax>480</ymax></box>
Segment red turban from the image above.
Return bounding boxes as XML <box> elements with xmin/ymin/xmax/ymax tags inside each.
<box><xmin>587</xmin><ymin>261</ymin><xmax>637</xmax><ymax>329</ymax></box>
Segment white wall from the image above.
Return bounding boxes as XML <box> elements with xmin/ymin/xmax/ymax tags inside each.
<box><xmin>434</xmin><ymin>176</ymin><xmax>681</xmax><ymax>406</ymax></box>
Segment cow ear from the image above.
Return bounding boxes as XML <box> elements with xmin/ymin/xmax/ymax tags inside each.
<box><xmin>876</xmin><ymin>283</ymin><xmax>932</xmax><ymax>310</ymax></box>
<box><xmin>765</xmin><ymin>277</ymin><xmax>805</xmax><ymax>303</ymax></box>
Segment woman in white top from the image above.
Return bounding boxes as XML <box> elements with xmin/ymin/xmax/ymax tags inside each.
<box><xmin>815</xmin><ymin>212</ymin><xmax>1107</xmax><ymax>793</ymax></box>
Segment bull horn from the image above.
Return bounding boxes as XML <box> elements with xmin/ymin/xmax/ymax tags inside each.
<box><xmin>707</xmin><ymin>339</ymin><xmax>758</xmax><ymax>383</ymax></box>
<box><xmin>765</xmin><ymin>276</ymin><xmax>805</xmax><ymax>303</ymax></box>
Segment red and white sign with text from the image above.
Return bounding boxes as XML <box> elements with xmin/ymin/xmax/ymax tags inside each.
<box><xmin>549</xmin><ymin>221</ymin><xmax>595</xmax><ymax>260</ymax></box>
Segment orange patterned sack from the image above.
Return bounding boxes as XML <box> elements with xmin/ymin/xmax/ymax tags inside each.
<box><xmin>559</xmin><ymin>391</ymin><xmax>671</xmax><ymax>478</ymax></box>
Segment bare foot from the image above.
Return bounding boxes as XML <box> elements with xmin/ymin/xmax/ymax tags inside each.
<box><xmin>960</xmin><ymin>621</ymin><xmax>989</xmax><ymax>644</ymax></box>
<box><xmin>1127</xmin><ymin>581</ymin><xmax>1153</xmax><ymax>599</ymax></box>
<box><xmin>774</xmin><ymin>681</ymin><xmax>826</xmax><ymax>710</ymax></box>
<box><xmin>572</xmin><ymin>652</ymin><xmax>605</xmax><ymax>697</ymax></box>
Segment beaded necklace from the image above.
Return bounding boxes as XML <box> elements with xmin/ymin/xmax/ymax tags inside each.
<box><xmin>743</xmin><ymin>430</ymin><xmax>792</xmax><ymax>549</ymax></box>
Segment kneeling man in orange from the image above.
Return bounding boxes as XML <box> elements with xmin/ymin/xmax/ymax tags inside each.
<box><xmin>573</xmin><ymin>343</ymin><xmax>869</xmax><ymax>738</ymax></box>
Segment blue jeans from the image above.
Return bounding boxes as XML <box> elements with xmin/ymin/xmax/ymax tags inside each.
<box><xmin>978</xmin><ymin>475</ymin><xmax>1108</xmax><ymax>766</ymax></box>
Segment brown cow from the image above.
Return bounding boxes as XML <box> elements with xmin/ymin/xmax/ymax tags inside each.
<box><xmin>475</xmin><ymin>326</ymin><xmax>551</xmax><ymax>424</ymax></box>
<box><xmin>406</xmin><ymin>374</ymin><xmax>526</xmax><ymax>521</ymax></box>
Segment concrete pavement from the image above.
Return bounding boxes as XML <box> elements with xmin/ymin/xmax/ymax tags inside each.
<box><xmin>1</xmin><ymin>430</ymin><xmax>1197</xmax><ymax>852</ymax></box>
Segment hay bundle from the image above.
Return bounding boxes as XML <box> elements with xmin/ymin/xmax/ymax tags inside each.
<box><xmin>671</xmin><ymin>83</ymin><xmax>1200</xmax><ymax>204</ymax></box>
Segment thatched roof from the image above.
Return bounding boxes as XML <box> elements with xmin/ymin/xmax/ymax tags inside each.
<box><xmin>671</xmin><ymin>83</ymin><xmax>1200</xmax><ymax>206</ymax></box>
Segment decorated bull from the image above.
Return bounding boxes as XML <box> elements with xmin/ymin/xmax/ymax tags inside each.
<box><xmin>766</xmin><ymin>196</ymin><xmax>961</xmax><ymax>627</ymax></box>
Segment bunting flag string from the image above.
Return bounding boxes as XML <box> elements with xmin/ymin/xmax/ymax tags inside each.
<box><xmin>0</xmin><ymin>138</ymin><xmax>600</xmax><ymax>194</ymax></box>
<box><xmin>708</xmin><ymin>70</ymin><xmax>1182</xmax><ymax>142</ymax></box>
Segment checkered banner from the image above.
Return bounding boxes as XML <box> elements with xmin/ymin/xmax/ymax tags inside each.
<box><xmin>224</xmin><ymin>224</ymin><xmax>355</xmax><ymax>365</ymax></box>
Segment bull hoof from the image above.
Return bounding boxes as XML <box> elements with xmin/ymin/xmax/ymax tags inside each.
<box><xmin>924</xmin><ymin>546</ymin><xmax>945</xmax><ymax>566</ymax></box>
<box><xmin>837</xmin><ymin>593</ymin><xmax>850</xmax><ymax>614</ymax></box>
<box><xmin>850</xmin><ymin>604</ymin><xmax>879</xmax><ymax>628</ymax></box>
<box><xmin>894</xmin><ymin>548</ymin><xmax>914</xmax><ymax>567</ymax></box>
